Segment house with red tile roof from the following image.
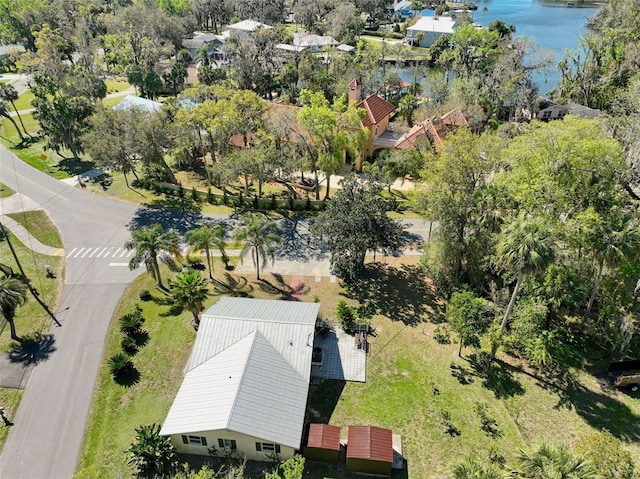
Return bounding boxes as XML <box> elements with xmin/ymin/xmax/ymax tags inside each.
<box><xmin>394</xmin><ymin>108</ymin><xmax>468</xmax><ymax>152</ymax></box>
<box><xmin>348</xmin><ymin>79</ymin><xmax>397</xmax><ymax>168</ymax></box>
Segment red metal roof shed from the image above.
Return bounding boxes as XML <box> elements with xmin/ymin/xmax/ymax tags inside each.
<box><xmin>347</xmin><ymin>426</ymin><xmax>393</xmax><ymax>475</ymax></box>
<box><xmin>304</xmin><ymin>424</ymin><xmax>341</xmax><ymax>463</ymax></box>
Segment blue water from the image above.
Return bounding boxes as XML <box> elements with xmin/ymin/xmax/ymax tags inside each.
<box><xmin>397</xmin><ymin>0</ymin><xmax>601</xmax><ymax>95</ymax></box>
<box><xmin>476</xmin><ymin>0</ymin><xmax>600</xmax><ymax>93</ymax></box>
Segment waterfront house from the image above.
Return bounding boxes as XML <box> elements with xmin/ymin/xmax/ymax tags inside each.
<box><xmin>405</xmin><ymin>16</ymin><xmax>456</xmax><ymax>47</ymax></box>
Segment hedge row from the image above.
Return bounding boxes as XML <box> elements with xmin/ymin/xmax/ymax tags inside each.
<box><xmin>132</xmin><ymin>178</ymin><xmax>407</xmax><ymax>212</ymax></box>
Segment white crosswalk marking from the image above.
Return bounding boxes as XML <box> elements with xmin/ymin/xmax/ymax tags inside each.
<box><xmin>126</xmin><ymin>250</ymin><xmax>134</xmax><ymax>257</ymax></box>
<box><xmin>68</xmin><ymin>247</ymin><xmax>78</xmax><ymax>257</ymax></box>
<box><xmin>81</xmin><ymin>248</ymin><xmax>91</xmax><ymax>257</ymax></box>
<box><xmin>120</xmin><ymin>249</ymin><xmax>128</xmax><ymax>257</ymax></box>
<box><xmin>89</xmin><ymin>247</ymin><xmax>99</xmax><ymax>258</ymax></box>
<box><xmin>96</xmin><ymin>247</ymin><xmax>108</xmax><ymax>258</ymax></box>
<box><xmin>74</xmin><ymin>248</ymin><xmax>85</xmax><ymax>258</ymax></box>
<box><xmin>111</xmin><ymin>247</ymin><xmax>121</xmax><ymax>257</ymax></box>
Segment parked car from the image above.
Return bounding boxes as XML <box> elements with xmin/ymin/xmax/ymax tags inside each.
<box><xmin>608</xmin><ymin>360</ymin><xmax>640</xmax><ymax>392</ymax></box>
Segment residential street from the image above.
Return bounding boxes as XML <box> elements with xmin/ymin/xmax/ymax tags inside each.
<box><xmin>0</xmin><ymin>145</ymin><xmax>431</xmax><ymax>478</ymax></box>
<box><xmin>0</xmin><ymin>147</ymin><xmax>139</xmax><ymax>479</ymax></box>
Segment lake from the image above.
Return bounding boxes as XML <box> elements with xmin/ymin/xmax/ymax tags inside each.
<box><xmin>476</xmin><ymin>0</ymin><xmax>601</xmax><ymax>93</ymax></box>
<box><xmin>396</xmin><ymin>0</ymin><xmax>601</xmax><ymax>95</ymax></box>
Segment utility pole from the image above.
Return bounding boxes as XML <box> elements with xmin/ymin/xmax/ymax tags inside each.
<box><xmin>0</xmin><ymin>222</ymin><xmax>59</xmax><ymax>325</ymax></box>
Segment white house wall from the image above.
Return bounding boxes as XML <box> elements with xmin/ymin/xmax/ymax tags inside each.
<box><xmin>170</xmin><ymin>429</ymin><xmax>296</xmax><ymax>461</ymax></box>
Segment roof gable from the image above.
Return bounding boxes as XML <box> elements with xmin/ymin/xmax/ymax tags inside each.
<box><xmin>159</xmin><ymin>333</ymin><xmax>254</xmax><ymax>436</ymax></box>
<box><xmin>228</xmin><ymin>332</ymin><xmax>310</xmax><ymax>447</ymax></box>
<box><xmin>307</xmin><ymin>424</ymin><xmax>341</xmax><ymax>450</ymax></box>
<box><xmin>347</xmin><ymin>426</ymin><xmax>393</xmax><ymax>462</ymax></box>
<box><xmin>188</xmin><ymin>297</ymin><xmax>319</xmax><ymax>377</ymax></box>
<box><xmin>357</xmin><ymin>95</ymin><xmax>396</xmax><ymax>128</ymax></box>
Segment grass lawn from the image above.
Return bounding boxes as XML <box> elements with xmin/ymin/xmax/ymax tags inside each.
<box><xmin>76</xmin><ymin>254</ymin><xmax>640</xmax><ymax>478</ymax></box>
<box><xmin>0</xmin><ymin>389</ymin><xmax>22</xmax><ymax>447</ymax></box>
<box><xmin>6</xmin><ymin>210</ymin><xmax>64</xmax><ymax>248</ymax></box>
<box><xmin>0</xmin><ymin>182</ymin><xmax>15</xmax><ymax>198</ymax></box>
<box><xmin>11</xmin><ymin>90</ymin><xmax>35</xmax><ymax>112</ymax></box>
<box><xmin>105</xmin><ymin>79</ymin><xmax>131</xmax><ymax>94</ymax></box>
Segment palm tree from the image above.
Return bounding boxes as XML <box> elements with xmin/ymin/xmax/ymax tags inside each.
<box><xmin>0</xmin><ymin>274</ymin><xmax>28</xmax><ymax>340</ymax></box>
<box><xmin>452</xmin><ymin>456</ymin><xmax>505</xmax><ymax>479</ymax></box>
<box><xmin>514</xmin><ymin>443</ymin><xmax>596</xmax><ymax>479</ymax></box>
<box><xmin>128</xmin><ymin>423</ymin><xmax>178</xmax><ymax>479</ymax></box>
<box><xmin>496</xmin><ymin>216</ymin><xmax>556</xmax><ymax>331</ymax></box>
<box><xmin>185</xmin><ymin>223</ymin><xmax>226</xmax><ymax>280</ymax></box>
<box><xmin>125</xmin><ymin>224</ymin><xmax>179</xmax><ymax>289</ymax></box>
<box><xmin>0</xmin><ymin>99</ymin><xmax>25</xmax><ymax>142</ymax></box>
<box><xmin>398</xmin><ymin>93</ymin><xmax>418</xmax><ymax>127</ymax></box>
<box><xmin>0</xmin><ymin>83</ymin><xmax>30</xmax><ymax>138</ymax></box>
<box><xmin>233</xmin><ymin>213</ymin><xmax>282</xmax><ymax>281</ymax></box>
<box><xmin>170</xmin><ymin>271</ymin><xmax>210</xmax><ymax>328</ymax></box>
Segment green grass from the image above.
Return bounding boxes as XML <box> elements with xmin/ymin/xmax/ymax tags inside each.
<box><xmin>0</xmin><ymin>233</ymin><xmax>65</xmax><ymax>352</ymax></box>
<box><xmin>6</xmin><ymin>210</ymin><xmax>64</xmax><ymax>248</ymax></box>
<box><xmin>0</xmin><ymin>115</ymin><xmax>93</xmax><ymax>179</ymax></box>
<box><xmin>105</xmin><ymin>79</ymin><xmax>131</xmax><ymax>94</ymax></box>
<box><xmin>0</xmin><ymin>389</ymin><xmax>22</xmax><ymax>446</ymax></box>
<box><xmin>101</xmin><ymin>96</ymin><xmax>126</xmax><ymax>108</ymax></box>
<box><xmin>76</xmin><ymin>254</ymin><xmax>640</xmax><ymax>478</ymax></box>
<box><xmin>11</xmin><ymin>90</ymin><xmax>35</xmax><ymax>112</ymax></box>
<box><xmin>0</xmin><ymin>182</ymin><xmax>14</xmax><ymax>198</ymax></box>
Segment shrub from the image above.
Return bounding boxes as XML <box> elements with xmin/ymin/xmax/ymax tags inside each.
<box><xmin>207</xmin><ymin>186</ymin><xmax>214</xmax><ymax>203</ymax></box>
<box><xmin>139</xmin><ymin>290</ymin><xmax>152</xmax><ymax>301</ymax></box>
<box><xmin>177</xmin><ymin>185</ymin><xmax>185</xmax><ymax>198</ymax></box>
<box><xmin>109</xmin><ymin>352</ymin><xmax>135</xmax><ymax>378</ymax></box>
<box><xmin>336</xmin><ymin>300</ymin><xmax>356</xmax><ymax>331</ymax></box>
<box><xmin>119</xmin><ymin>308</ymin><xmax>145</xmax><ymax>336</ymax></box>
<box><xmin>121</xmin><ymin>336</ymin><xmax>139</xmax><ymax>356</ymax></box>
<box><xmin>191</xmin><ymin>187</ymin><xmax>199</xmax><ymax>201</ymax></box>
<box><xmin>271</xmin><ymin>194</ymin><xmax>277</xmax><ymax>210</ymax></box>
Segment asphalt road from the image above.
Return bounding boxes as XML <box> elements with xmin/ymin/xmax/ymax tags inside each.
<box><xmin>0</xmin><ymin>148</ymin><xmax>140</xmax><ymax>479</ymax></box>
<box><xmin>0</xmin><ymin>146</ymin><xmax>433</xmax><ymax>478</ymax></box>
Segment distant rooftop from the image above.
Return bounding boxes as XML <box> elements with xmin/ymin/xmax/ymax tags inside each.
<box><xmin>113</xmin><ymin>95</ymin><xmax>163</xmax><ymax>113</ymax></box>
<box><xmin>227</xmin><ymin>19</ymin><xmax>273</xmax><ymax>32</ymax></box>
<box><xmin>407</xmin><ymin>16</ymin><xmax>456</xmax><ymax>34</ymax></box>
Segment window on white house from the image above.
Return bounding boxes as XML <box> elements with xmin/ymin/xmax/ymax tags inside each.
<box><xmin>217</xmin><ymin>439</ymin><xmax>237</xmax><ymax>450</ymax></box>
<box><xmin>255</xmin><ymin>442</ymin><xmax>281</xmax><ymax>453</ymax></box>
<box><xmin>181</xmin><ymin>435</ymin><xmax>208</xmax><ymax>446</ymax></box>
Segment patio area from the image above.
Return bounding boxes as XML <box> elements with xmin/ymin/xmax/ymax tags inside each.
<box><xmin>311</xmin><ymin>326</ymin><xmax>367</xmax><ymax>383</ymax></box>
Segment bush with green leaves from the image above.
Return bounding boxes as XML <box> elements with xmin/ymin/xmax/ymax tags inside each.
<box><xmin>336</xmin><ymin>300</ymin><xmax>357</xmax><ymax>331</ymax></box>
<box><xmin>128</xmin><ymin>423</ymin><xmax>178</xmax><ymax>478</ymax></box>
<box><xmin>109</xmin><ymin>352</ymin><xmax>135</xmax><ymax>378</ymax></box>
<box><xmin>119</xmin><ymin>308</ymin><xmax>145</xmax><ymax>337</ymax></box>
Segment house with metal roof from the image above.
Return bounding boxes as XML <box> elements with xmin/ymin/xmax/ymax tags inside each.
<box><xmin>225</xmin><ymin>19</ymin><xmax>273</xmax><ymax>41</ymax></box>
<box><xmin>406</xmin><ymin>16</ymin><xmax>456</xmax><ymax>47</ymax></box>
<box><xmin>160</xmin><ymin>297</ymin><xmax>320</xmax><ymax>460</ymax></box>
<box><xmin>113</xmin><ymin>95</ymin><xmax>163</xmax><ymax>113</ymax></box>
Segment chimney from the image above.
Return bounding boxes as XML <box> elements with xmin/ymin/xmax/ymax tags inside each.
<box><xmin>348</xmin><ymin>78</ymin><xmax>361</xmax><ymax>105</ymax></box>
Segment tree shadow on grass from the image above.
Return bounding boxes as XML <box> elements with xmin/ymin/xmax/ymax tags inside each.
<box><xmin>343</xmin><ymin>263</ymin><xmax>444</xmax><ymax>326</ymax></box>
<box><xmin>450</xmin><ymin>362</ymin><xmax>475</xmax><ymax>385</ymax></box>
<box><xmin>464</xmin><ymin>355</ymin><xmax>525</xmax><ymax>399</ymax></box>
<box><xmin>55</xmin><ymin>157</ymin><xmax>96</xmax><ymax>176</ymax></box>
<box><xmin>257</xmin><ymin>273</ymin><xmax>309</xmax><ymax>300</ymax></box>
<box><xmin>531</xmin><ymin>366</ymin><xmax>640</xmax><ymax>443</ymax></box>
<box><xmin>8</xmin><ymin>333</ymin><xmax>56</xmax><ymax>366</ymax></box>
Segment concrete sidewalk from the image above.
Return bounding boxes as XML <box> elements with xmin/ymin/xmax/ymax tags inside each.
<box><xmin>1</xmin><ymin>193</ymin><xmax>64</xmax><ymax>256</ymax></box>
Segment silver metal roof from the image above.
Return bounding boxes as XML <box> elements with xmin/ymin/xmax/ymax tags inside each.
<box><xmin>161</xmin><ymin>298</ymin><xmax>319</xmax><ymax>448</ymax></box>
